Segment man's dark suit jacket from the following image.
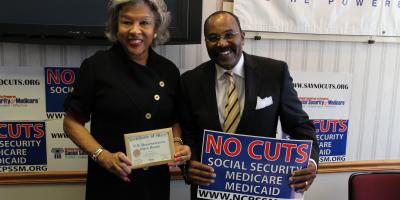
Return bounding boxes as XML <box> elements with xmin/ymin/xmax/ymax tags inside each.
<box><xmin>179</xmin><ymin>52</ymin><xmax>319</xmax><ymax>199</ymax></box>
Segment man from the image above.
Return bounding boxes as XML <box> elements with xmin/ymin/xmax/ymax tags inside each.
<box><xmin>180</xmin><ymin>11</ymin><xmax>319</xmax><ymax>200</ymax></box>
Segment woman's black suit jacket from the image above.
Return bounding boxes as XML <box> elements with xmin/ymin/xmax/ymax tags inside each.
<box><xmin>65</xmin><ymin>43</ymin><xmax>180</xmax><ymax>200</ymax></box>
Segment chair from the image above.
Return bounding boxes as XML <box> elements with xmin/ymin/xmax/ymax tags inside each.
<box><xmin>349</xmin><ymin>171</ymin><xmax>400</xmax><ymax>200</ymax></box>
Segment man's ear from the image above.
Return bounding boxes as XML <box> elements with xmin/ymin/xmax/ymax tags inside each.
<box><xmin>241</xmin><ymin>31</ymin><xmax>245</xmax><ymax>39</ymax></box>
<box><xmin>241</xmin><ymin>31</ymin><xmax>245</xmax><ymax>46</ymax></box>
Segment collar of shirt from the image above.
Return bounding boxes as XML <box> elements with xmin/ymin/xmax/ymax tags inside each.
<box><xmin>215</xmin><ymin>53</ymin><xmax>245</xmax><ymax>80</ymax></box>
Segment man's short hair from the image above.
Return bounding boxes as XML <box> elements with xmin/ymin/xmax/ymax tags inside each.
<box><xmin>203</xmin><ymin>11</ymin><xmax>243</xmax><ymax>36</ymax></box>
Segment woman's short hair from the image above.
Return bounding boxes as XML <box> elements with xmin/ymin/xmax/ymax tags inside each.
<box><xmin>105</xmin><ymin>0</ymin><xmax>171</xmax><ymax>45</ymax></box>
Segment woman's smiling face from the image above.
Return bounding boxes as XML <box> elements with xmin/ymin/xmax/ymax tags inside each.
<box><xmin>117</xmin><ymin>3</ymin><xmax>156</xmax><ymax>64</ymax></box>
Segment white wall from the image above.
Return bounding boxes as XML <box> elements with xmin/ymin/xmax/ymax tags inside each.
<box><xmin>1</xmin><ymin>0</ymin><xmax>399</xmax><ymax>199</ymax></box>
<box><xmin>242</xmin><ymin>39</ymin><xmax>400</xmax><ymax>161</ymax></box>
<box><xmin>0</xmin><ymin>183</ymin><xmax>85</xmax><ymax>200</ymax></box>
<box><xmin>0</xmin><ymin>174</ymin><xmax>352</xmax><ymax>200</ymax></box>
<box><xmin>171</xmin><ymin>173</ymin><xmax>355</xmax><ymax>200</ymax></box>
<box><xmin>0</xmin><ymin>181</ymin><xmax>188</xmax><ymax>200</ymax></box>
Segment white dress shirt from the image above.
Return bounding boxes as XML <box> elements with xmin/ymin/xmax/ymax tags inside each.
<box><xmin>215</xmin><ymin>54</ymin><xmax>245</xmax><ymax>129</ymax></box>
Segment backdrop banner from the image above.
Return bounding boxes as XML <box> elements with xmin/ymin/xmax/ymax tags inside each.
<box><xmin>233</xmin><ymin>0</ymin><xmax>400</xmax><ymax>36</ymax></box>
<box><xmin>0</xmin><ymin>66</ymin><xmax>87</xmax><ymax>173</ymax></box>
<box><xmin>291</xmin><ymin>72</ymin><xmax>352</xmax><ymax>163</ymax></box>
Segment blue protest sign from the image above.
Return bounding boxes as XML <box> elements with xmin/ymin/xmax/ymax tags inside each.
<box><xmin>45</xmin><ymin>67</ymin><xmax>79</xmax><ymax>113</ymax></box>
<box><xmin>0</xmin><ymin>122</ymin><xmax>47</xmax><ymax>172</ymax></box>
<box><xmin>313</xmin><ymin>119</ymin><xmax>348</xmax><ymax>163</ymax></box>
<box><xmin>198</xmin><ymin>130</ymin><xmax>312</xmax><ymax>200</ymax></box>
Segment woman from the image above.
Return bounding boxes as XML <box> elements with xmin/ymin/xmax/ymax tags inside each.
<box><xmin>63</xmin><ymin>0</ymin><xmax>190</xmax><ymax>199</ymax></box>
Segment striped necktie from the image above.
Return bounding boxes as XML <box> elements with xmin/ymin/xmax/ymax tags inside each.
<box><xmin>223</xmin><ymin>72</ymin><xmax>240</xmax><ymax>133</ymax></box>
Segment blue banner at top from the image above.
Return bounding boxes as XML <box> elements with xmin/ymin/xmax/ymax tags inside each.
<box><xmin>198</xmin><ymin>130</ymin><xmax>312</xmax><ymax>200</ymax></box>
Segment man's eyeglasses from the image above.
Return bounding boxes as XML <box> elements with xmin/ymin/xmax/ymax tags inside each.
<box><xmin>206</xmin><ymin>31</ymin><xmax>239</xmax><ymax>43</ymax></box>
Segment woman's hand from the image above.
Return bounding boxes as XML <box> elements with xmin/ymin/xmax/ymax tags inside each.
<box><xmin>96</xmin><ymin>150</ymin><xmax>132</xmax><ymax>182</ymax></box>
<box><xmin>168</xmin><ymin>144</ymin><xmax>191</xmax><ymax>166</ymax></box>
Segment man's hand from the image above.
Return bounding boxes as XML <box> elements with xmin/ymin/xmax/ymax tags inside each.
<box><xmin>289</xmin><ymin>160</ymin><xmax>317</xmax><ymax>192</ymax></box>
<box><xmin>185</xmin><ymin>160</ymin><xmax>216</xmax><ymax>185</ymax></box>
<box><xmin>97</xmin><ymin>150</ymin><xmax>132</xmax><ymax>182</ymax></box>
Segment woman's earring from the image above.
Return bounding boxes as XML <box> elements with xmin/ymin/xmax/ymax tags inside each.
<box><xmin>154</xmin><ymin>33</ymin><xmax>158</xmax><ymax>39</ymax></box>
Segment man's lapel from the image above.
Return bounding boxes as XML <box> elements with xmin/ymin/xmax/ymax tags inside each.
<box><xmin>201</xmin><ymin>63</ymin><xmax>223</xmax><ymax>131</ymax></box>
<box><xmin>237</xmin><ymin>53</ymin><xmax>261</xmax><ymax>133</ymax></box>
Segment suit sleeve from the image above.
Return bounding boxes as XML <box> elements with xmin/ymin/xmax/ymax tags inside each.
<box><xmin>279</xmin><ymin>63</ymin><xmax>320</xmax><ymax>164</ymax></box>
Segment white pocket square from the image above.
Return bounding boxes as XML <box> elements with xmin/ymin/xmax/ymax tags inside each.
<box><xmin>255</xmin><ymin>96</ymin><xmax>273</xmax><ymax>110</ymax></box>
